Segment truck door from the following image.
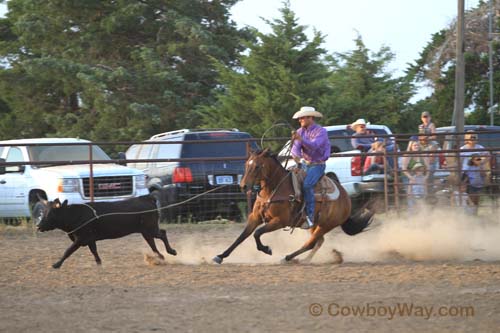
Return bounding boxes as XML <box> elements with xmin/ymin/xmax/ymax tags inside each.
<box><xmin>0</xmin><ymin>147</ymin><xmax>29</xmax><ymax>217</ymax></box>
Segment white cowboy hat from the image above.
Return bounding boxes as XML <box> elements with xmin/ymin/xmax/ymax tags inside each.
<box><xmin>350</xmin><ymin>118</ymin><xmax>370</xmax><ymax>129</ymax></box>
<box><xmin>292</xmin><ymin>106</ymin><xmax>323</xmax><ymax>119</ymax></box>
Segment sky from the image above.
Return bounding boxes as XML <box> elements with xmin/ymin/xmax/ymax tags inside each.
<box><xmin>0</xmin><ymin>0</ymin><xmax>481</xmax><ymax>74</ymax></box>
<box><xmin>0</xmin><ymin>0</ymin><xmax>483</xmax><ymax>98</ymax></box>
<box><xmin>231</xmin><ymin>0</ymin><xmax>482</xmax><ymax>76</ymax></box>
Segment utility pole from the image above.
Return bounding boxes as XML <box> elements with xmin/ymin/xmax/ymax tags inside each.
<box><xmin>452</xmin><ymin>0</ymin><xmax>465</xmax><ymax>134</ymax></box>
<box><xmin>488</xmin><ymin>0</ymin><xmax>496</xmax><ymax>125</ymax></box>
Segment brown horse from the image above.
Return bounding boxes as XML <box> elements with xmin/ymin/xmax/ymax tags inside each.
<box><xmin>213</xmin><ymin>148</ymin><xmax>373</xmax><ymax>264</ymax></box>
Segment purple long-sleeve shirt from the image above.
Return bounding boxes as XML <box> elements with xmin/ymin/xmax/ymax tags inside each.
<box><xmin>291</xmin><ymin>123</ymin><xmax>331</xmax><ymax>163</ymax></box>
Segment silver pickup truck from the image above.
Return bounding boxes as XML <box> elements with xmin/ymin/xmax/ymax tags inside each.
<box><xmin>0</xmin><ymin>138</ymin><xmax>148</xmax><ymax>224</ymax></box>
<box><xmin>279</xmin><ymin>124</ymin><xmax>395</xmax><ymax>210</ymax></box>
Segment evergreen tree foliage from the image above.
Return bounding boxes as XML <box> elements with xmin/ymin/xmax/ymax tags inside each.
<box><xmin>319</xmin><ymin>36</ymin><xmax>414</xmax><ymax>132</ymax></box>
<box><xmin>0</xmin><ymin>0</ymin><xmax>248</xmax><ymax>141</ymax></box>
<box><xmin>198</xmin><ymin>1</ymin><xmax>331</xmax><ymax>137</ymax></box>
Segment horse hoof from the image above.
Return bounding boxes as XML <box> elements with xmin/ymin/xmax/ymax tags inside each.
<box><xmin>212</xmin><ymin>256</ymin><xmax>223</xmax><ymax>264</ymax></box>
<box><xmin>281</xmin><ymin>257</ymin><xmax>299</xmax><ymax>264</ymax></box>
<box><xmin>168</xmin><ymin>249</ymin><xmax>177</xmax><ymax>256</ymax></box>
<box><xmin>259</xmin><ymin>246</ymin><xmax>272</xmax><ymax>256</ymax></box>
<box><xmin>52</xmin><ymin>263</ymin><xmax>61</xmax><ymax>269</ymax></box>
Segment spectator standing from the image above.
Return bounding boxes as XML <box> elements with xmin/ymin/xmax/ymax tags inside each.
<box><xmin>401</xmin><ymin>138</ymin><xmax>429</xmax><ymax>180</ymax></box>
<box><xmin>460</xmin><ymin>131</ymin><xmax>489</xmax><ymax>172</ymax></box>
<box><xmin>418</xmin><ymin>111</ymin><xmax>437</xmax><ymax>140</ymax></box>
<box><xmin>418</xmin><ymin>134</ymin><xmax>440</xmax><ymax>184</ymax></box>
<box><xmin>461</xmin><ymin>154</ymin><xmax>487</xmax><ymax>215</ymax></box>
<box><xmin>407</xmin><ymin>162</ymin><xmax>429</xmax><ymax>210</ymax></box>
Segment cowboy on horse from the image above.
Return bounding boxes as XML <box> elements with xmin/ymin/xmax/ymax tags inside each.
<box><xmin>291</xmin><ymin>106</ymin><xmax>331</xmax><ymax>229</ymax></box>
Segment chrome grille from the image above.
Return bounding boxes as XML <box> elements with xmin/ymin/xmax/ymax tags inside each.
<box><xmin>82</xmin><ymin>176</ymin><xmax>134</xmax><ymax>198</ymax></box>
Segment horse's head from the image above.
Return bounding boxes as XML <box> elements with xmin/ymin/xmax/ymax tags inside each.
<box><xmin>240</xmin><ymin>148</ymin><xmax>273</xmax><ymax>191</ymax></box>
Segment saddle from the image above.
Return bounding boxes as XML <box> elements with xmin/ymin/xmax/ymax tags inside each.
<box><xmin>291</xmin><ymin>169</ymin><xmax>340</xmax><ymax>203</ymax></box>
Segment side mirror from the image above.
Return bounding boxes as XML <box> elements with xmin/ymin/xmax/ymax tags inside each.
<box><xmin>117</xmin><ymin>152</ymin><xmax>127</xmax><ymax>166</ymax></box>
<box><xmin>0</xmin><ymin>158</ymin><xmax>5</xmax><ymax>175</ymax></box>
<box><xmin>330</xmin><ymin>146</ymin><xmax>341</xmax><ymax>155</ymax></box>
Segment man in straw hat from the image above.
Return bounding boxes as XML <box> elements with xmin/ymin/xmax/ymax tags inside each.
<box><xmin>291</xmin><ymin>106</ymin><xmax>331</xmax><ymax>229</ymax></box>
<box><xmin>350</xmin><ymin>118</ymin><xmax>395</xmax><ymax>168</ymax></box>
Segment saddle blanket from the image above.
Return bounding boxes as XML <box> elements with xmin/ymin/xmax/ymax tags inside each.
<box><xmin>291</xmin><ymin>170</ymin><xmax>340</xmax><ymax>202</ymax></box>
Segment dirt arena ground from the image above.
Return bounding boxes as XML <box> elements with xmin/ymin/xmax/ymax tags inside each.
<box><xmin>1</xmin><ymin>209</ymin><xmax>500</xmax><ymax>332</ymax></box>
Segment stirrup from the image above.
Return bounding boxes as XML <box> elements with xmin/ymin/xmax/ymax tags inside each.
<box><xmin>301</xmin><ymin>216</ymin><xmax>314</xmax><ymax>229</ymax></box>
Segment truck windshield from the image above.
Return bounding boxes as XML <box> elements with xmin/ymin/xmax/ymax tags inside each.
<box><xmin>181</xmin><ymin>133</ymin><xmax>258</xmax><ymax>158</ymax></box>
<box><xmin>28</xmin><ymin>144</ymin><xmax>111</xmax><ymax>167</ymax></box>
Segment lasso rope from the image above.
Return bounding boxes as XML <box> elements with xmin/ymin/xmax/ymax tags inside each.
<box><xmin>64</xmin><ymin>185</ymin><xmax>230</xmax><ymax>235</ymax></box>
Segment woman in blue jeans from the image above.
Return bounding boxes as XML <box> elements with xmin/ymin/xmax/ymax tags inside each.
<box><xmin>291</xmin><ymin>106</ymin><xmax>331</xmax><ymax>229</ymax></box>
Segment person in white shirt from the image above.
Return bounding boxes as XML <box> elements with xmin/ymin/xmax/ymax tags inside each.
<box><xmin>407</xmin><ymin>162</ymin><xmax>429</xmax><ymax>210</ymax></box>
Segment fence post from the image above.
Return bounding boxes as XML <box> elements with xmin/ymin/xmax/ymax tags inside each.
<box><xmin>245</xmin><ymin>141</ymin><xmax>252</xmax><ymax>217</ymax></box>
<box><xmin>392</xmin><ymin>137</ymin><xmax>400</xmax><ymax>212</ymax></box>
<box><xmin>89</xmin><ymin>143</ymin><xmax>94</xmax><ymax>202</ymax></box>
<box><xmin>383</xmin><ymin>141</ymin><xmax>389</xmax><ymax>213</ymax></box>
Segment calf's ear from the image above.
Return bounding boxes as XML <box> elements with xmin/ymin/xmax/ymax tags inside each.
<box><xmin>53</xmin><ymin>198</ymin><xmax>61</xmax><ymax>208</ymax></box>
<box><xmin>62</xmin><ymin>200</ymin><xmax>68</xmax><ymax>208</ymax></box>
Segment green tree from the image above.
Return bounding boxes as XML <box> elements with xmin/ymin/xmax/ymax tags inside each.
<box><xmin>199</xmin><ymin>1</ymin><xmax>331</xmax><ymax>139</ymax></box>
<box><xmin>0</xmin><ymin>0</ymin><xmax>248</xmax><ymax>142</ymax></box>
<box><xmin>408</xmin><ymin>1</ymin><xmax>500</xmax><ymax>127</ymax></box>
<box><xmin>319</xmin><ymin>36</ymin><xmax>414</xmax><ymax>132</ymax></box>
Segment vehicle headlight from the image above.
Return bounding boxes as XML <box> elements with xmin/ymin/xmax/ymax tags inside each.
<box><xmin>57</xmin><ymin>178</ymin><xmax>80</xmax><ymax>193</ymax></box>
<box><xmin>135</xmin><ymin>174</ymin><xmax>147</xmax><ymax>189</ymax></box>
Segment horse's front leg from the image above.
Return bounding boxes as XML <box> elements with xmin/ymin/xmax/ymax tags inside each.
<box><xmin>254</xmin><ymin>217</ymin><xmax>284</xmax><ymax>256</ymax></box>
<box><xmin>213</xmin><ymin>213</ymin><xmax>262</xmax><ymax>264</ymax></box>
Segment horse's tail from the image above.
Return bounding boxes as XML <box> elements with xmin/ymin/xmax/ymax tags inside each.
<box><xmin>341</xmin><ymin>207</ymin><xmax>374</xmax><ymax>236</ymax></box>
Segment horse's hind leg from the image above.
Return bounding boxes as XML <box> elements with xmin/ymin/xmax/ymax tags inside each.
<box><xmin>142</xmin><ymin>233</ymin><xmax>165</xmax><ymax>260</ymax></box>
<box><xmin>284</xmin><ymin>227</ymin><xmax>326</xmax><ymax>262</ymax></box>
<box><xmin>158</xmin><ymin>229</ymin><xmax>177</xmax><ymax>256</ymax></box>
<box><xmin>302</xmin><ymin>234</ymin><xmax>324</xmax><ymax>263</ymax></box>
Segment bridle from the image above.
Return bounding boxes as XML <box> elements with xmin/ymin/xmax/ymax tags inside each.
<box><xmin>244</xmin><ymin>153</ymin><xmax>292</xmax><ymax>201</ymax></box>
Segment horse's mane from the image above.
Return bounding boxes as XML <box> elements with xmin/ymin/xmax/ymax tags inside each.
<box><xmin>252</xmin><ymin>149</ymin><xmax>287</xmax><ymax>172</ymax></box>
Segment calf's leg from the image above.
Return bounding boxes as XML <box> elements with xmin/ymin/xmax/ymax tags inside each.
<box><xmin>142</xmin><ymin>233</ymin><xmax>165</xmax><ymax>259</ymax></box>
<box><xmin>53</xmin><ymin>240</ymin><xmax>82</xmax><ymax>269</ymax></box>
<box><xmin>158</xmin><ymin>229</ymin><xmax>177</xmax><ymax>256</ymax></box>
<box><xmin>88</xmin><ymin>241</ymin><xmax>102</xmax><ymax>265</ymax></box>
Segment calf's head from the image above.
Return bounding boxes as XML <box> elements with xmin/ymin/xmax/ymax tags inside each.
<box><xmin>37</xmin><ymin>199</ymin><xmax>68</xmax><ymax>232</ymax></box>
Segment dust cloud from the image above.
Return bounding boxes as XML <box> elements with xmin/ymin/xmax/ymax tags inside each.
<box><xmin>154</xmin><ymin>207</ymin><xmax>500</xmax><ymax>265</ymax></box>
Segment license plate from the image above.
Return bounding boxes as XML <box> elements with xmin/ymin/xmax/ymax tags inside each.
<box><xmin>216</xmin><ymin>175</ymin><xmax>233</xmax><ymax>185</ymax></box>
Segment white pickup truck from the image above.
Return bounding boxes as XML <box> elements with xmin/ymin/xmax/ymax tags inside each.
<box><xmin>0</xmin><ymin>138</ymin><xmax>148</xmax><ymax>224</ymax></box>
<box><xmin>279</xmin><ymin>124</ymin><xmax>396</xmax><ymax>210</ymax></box>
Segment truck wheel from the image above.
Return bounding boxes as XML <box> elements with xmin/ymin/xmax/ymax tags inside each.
<box><xmin>31</xmin><ymin>201</ymin><xmax>46</xmax><ymax>226</ymax></box>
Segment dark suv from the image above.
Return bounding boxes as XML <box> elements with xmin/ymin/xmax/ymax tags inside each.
<box><xmin>436</xmin><ymin>125</ymin><xmax>500</xmax><ymax>186</ymax></box>
<box><xmin>125</xmin><ymin>129</ymin><xmax>258</xmax><ymax>222</ymax></box>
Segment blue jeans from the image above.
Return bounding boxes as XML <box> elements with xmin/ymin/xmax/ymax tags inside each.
<box><xmin>303</xmin><ymin>164</ymin><xmax>326</xmax><ymax>221</ymax></box>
